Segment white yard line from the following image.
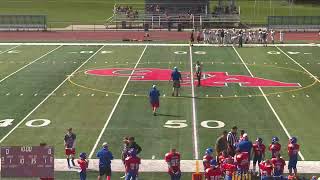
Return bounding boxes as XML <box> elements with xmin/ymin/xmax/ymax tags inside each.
<box><xmin>0</xmin><ymin>43</ymin><xmax>317</xmax><ymax>47</ymax></box>
<box><xmin>232</xmin><ymin>46</ymin><xmax>305</xmax><ymax>161</ymax></box>
<box><xmin>0</xmin><ymin>44</ymin><xmax>21</xmax><ymax>55</ymax></box>
<box><xmin>276</xmin><ymin>46</ymin><xmax>320</xmax><ymax>83</ymax></box>
<box><xmin>88</xmin><ymin>45</ymin><xmax>148</xmax><ymax>158</ymax></box>
<box><xmin>0</xmin><ymin>45</ymin><xmax>105</xmax><ymax>144</ymax></box>
<box><xmin>0</xmin><ymin>45</ymin><xmax>62</xmax><ymax>84</ymax></box>
<box><xmin>189</xmin><ymin>46</ymin><xmax>199</xmax><ymax>160</ymax></box>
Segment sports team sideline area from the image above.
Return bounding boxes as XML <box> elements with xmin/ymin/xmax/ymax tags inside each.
<box><xmin>0</xmin><ymin>42</ymin><xmax>320</xmax><ymax>179</ymax></box>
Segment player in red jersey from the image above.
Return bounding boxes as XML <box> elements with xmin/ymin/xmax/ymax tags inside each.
<box><xmin>221</xmin><ymin>158</ymin><xmax>236</xmax><ymax>180</ymax></box>
<box><xmin>288</xmin><ymin>137</ymin><xmax>300</xmax><ymax>176</ymax></box>
<box><xmin>252</xmin><ymin>137</ymin><xmax>266</xmax><ymax>175</ymax></box>
<box><xmin>77</xmin><ymin>152</ymin><xmax>89</xmax><ymax>180</ymax></box>
<box><xmin>269</xmin><ymin>136</ymin><xmax>281</xmax><ymax>158</ymax></box>
<box><xmin>203</xmin><ymin>148</ymin><xmax>214</xmax><ymax>170</ymax></box>
<box><xmin>165</xmin><ymin>148</ymin><xmax>181</xmax><ymax>180</ymax></box>
<box><xmin>125</xmin><ymin>149</ymin><xmax>141</xmax><ymax>180</ymax></box>
<box><xmin>234</xmin><ymin>149</ymin><xmax>249</xmax><ymax>174</ymax></box>
<box><xmin>218</xmin><ymin>151</ymin><xmax>231</xmax><ymax>165</ymax></box>
<box><xmin>205</xmin><ymin>160</ymin><xmax>223</xmax><ymax>180</ymax></box>
<box><xmin>271</xmin><ymin>154</ymin><xmax>286</xmax><ymax>177</ymax></box>
<box><xmin>64</xmin><ymin>128</ymin><xmax>76</xmax><ymax>168</ymax></box>
<box><xmin>259</xmin><ymin>160</ymin><xmax>273</xmax><ymax>179</ymax></box>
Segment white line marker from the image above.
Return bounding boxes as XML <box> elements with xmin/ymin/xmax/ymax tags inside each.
<box><xmin>19</xmin><ymin>93</ymin><xmax>23</xmax><ymax>96</ymax></box>
<box><xmin>233</xmin><ymin>46</ymin><xmax>305</xmax><ymax>161</ymax></box>
<box><xmin>0</xmin><ymin>45</ymin><xmax>62</xmax><ymax>84</ymax></box>
<box><xmin>0</xmin><ymin>45</ymin><xmax>106</xmax><ymax>144</ymax></box>
<box><xmin>91</xmin><ymin>94</ymin><xmax>95</xmax><ymax>97</ymax></box>
<box><xmin>63</xmin><ymin>94</ymin><xmax>66</xmax><ymax>96</ymax></box>
<box><xmin>105</xmin><ymin>61</ymin><xmax>108</xmax><ymax>63</ymax></box>
<box><xmin>306</xmin><ymin>95</ymin><xmax>310</xmax><ymax>98</ymax></box>
<box><xmin>189</xmin><ymin>46</ymin><xmax>199</xmax><ymax>160</ymax></box>
<box><xmin>220</xmin><ymin>94</ymin><xmax>223</xmax><ymax>97</ymax></box>
<box><xmin>105</xmin><ymin>94</ymin><xmax>109</xmax><ymax>96</ymax></box>
<box><xmin>292</xmin><ymin>95</ymin><xmax>295</xmax><ymax>98</ymax></box>
<box><xmin>89</xmin><ymin>45</ymin><xmax>148</xmax><ymax>158</ymax></box>
<box><xmin>77</xmin><ymin>94</ymin><xmax>80</xmax><ymax>97</ymax></box>
<box><xmin>0</xmin><ymin>45</ymin><xmax>21</xmax><ymax>55</ymax></box>
<box><xmin>34</xmin><ymin>94</ymin><xmax>38</xmax><ymax>96</ymax></box>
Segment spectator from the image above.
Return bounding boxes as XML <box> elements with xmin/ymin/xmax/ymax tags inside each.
<box><xmin>125</xmin><ymin>149</ymin><xmax>141</xmax><ymax>180</ymax></box>
<box><xmin>77</xmin><ymin>152</ymin><xmax>89</xmax><ymax>180</ymax></box>
<box><xmin>97</xmin><ymin>142</ymin><xmax>114</xmax><ymax>180</ymax></box>
<box><xmin>215</xmin><ymin>130</ymin><xmax>228</xmax><ymax>159</ymax></box>
<box><xmin>128</xmin><ymin>136</ymin><xmax>142</xmax><ymax>154</ymax></box>
<box><xmin>64</xmin><ymin>128</ymin><xmax>76</xmax><ymax>169</ymax></box>
<box><xmin>165</xmin><ymin>148</ymin><xmax>181</xmax><ymax>180</ymax></box>
<box><xmin>227</xmin><ymin>126</ymin><xmax>238</xmax><ymax>156</ymax></box>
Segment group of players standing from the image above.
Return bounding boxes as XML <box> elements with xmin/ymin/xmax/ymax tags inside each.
<box><xmin>203</xmin><ymin>126</ymin><xmax>300</xmax><ymax>180</ymax></box>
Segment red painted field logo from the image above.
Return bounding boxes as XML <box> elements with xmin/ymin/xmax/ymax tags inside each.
<box><xmin>86</xmin><ymin>68</ymin><xmax>301</xmax><ymax>87</ymax></box>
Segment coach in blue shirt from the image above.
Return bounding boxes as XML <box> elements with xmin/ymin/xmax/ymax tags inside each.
<box><xmin>237</xmin><ymin>134</ymin><xmax>252</xmax><ymax>159</ymax></box>
<box><xmin>97</xmin><ymin>142</ymin><xmax>114</xmax><ymax>180</ymax></box>
<box><xmin>170</xmin><ymin>67</ymin><xmax>183</xmax><ymax>97</ymax></box>
<box><xmin>149</xmin><ymin>85</ymin><xmax>160</xmax><ymax>116</ymax></box>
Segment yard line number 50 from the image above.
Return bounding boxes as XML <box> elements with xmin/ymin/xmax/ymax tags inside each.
<box><xmin>0</xmin><ymin>119</ymin><xmax>51</xmax><ymax>128</ymax></box>
<box><xmin>163</xmin><ymin>120</ymin><xmax>225</xmax><ymax>129</ymax></box>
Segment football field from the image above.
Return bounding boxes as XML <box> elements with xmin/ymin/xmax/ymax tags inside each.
<box><xmin>0</xmin><ymin>42</ymin><xmax>319</xmax><ymax>165</ymax></box>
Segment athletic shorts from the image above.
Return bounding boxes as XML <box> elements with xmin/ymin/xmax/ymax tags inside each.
<box><xmin>173</xmin><ymin>80</ymin><xmax>181</xmax><ymax>88</ymax></box>
<box><xmin>288</xmin><ymin>159</ymin><xmax>298</xmax><ymax>169</ymax></box>
<box><xmin>99</xmin><ymin>166</ymin><xmax>111</xmax><ymax>176</ymax></box>
<box><xmin>253</xmin><ymin>155</ymin><xmax>262</xmax><ymax>164</ymax></box>
<box><xmin>65</xmin><ymin>148</ymin><xmax>75</xmax><ymax>156</ymax></box>
<box><xmin>151</xmin><ymin>101</ymin><xmax>159</xmax><ymax>108</ymax></box>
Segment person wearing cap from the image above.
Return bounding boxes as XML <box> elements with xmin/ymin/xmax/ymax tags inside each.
<box><xmin>97</xmin><ymin>142</ymin><xmax>114</xmax><ymax>180</ymax></box>
<box><xmin>149</xmin><ymin>84</ymin><xmax>160</xmax><ymax>116</ymax></box>
<box><xmin>237</xmin><ymin>133</ymin><xmax>252</xmax><ymax>157</ymax></box>
<box><xmin>64</xmin><ymin>128</ymin><xmax>76</xmax><ymax>169</ymax></box>
<box><xmin>77</xmin><ymin>152</ymin><xmax>89</xmax><ymax>180</ymax></box>
<box><xmin>170</xmin><ymin>67</ymin><xmax>183</xmax><ymax>97</ymax></box>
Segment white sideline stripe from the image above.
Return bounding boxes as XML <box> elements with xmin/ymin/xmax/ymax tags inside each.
<box><xmin>232</xmin><ymin>46</ymin><xmax>305</xmax><ymax>161</ymax></box>
<box><xmin>0</xmin><ymin>45</ymin><xmax>105</xmax><ymax>144</ymax></box>
<box><xmin>88</xmin><ymin>45</ymin><xmax>148</xmax><ymax>159</ymax></box>
<box><xmin>0</xmin><ymin>43</ymin><xmax>318</xmax><ymax>47</ymax></box>
<box><xmin>189</xmin><ymin>46</ymin><xmax>199</xmax><ymax>160</ymax></box>
<box><xmin>0</xmin><ymin>45</ymin><xmax>62</xmax><ymax>84</ymax></box>
<box><xmin>0</xmin><ymin>44</ymin><xmax>21</xmax><ymax>54</ymax></box>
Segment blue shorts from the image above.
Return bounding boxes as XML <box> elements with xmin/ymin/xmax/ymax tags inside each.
<box><xmin>273</xmin><ymin>170</ymin><xmax>283</xmax><ymax>176</ymax></box>
<box><xmin>288</xmin><ymin>159</ymin><xmax>298</xmax><ymax>169</ymax></box>
<box><xmin>225</xmin><ymin>175</ymin><xmax>232</xmax><ymax>180</ymax></box>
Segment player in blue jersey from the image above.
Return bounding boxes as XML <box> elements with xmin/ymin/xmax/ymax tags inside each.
<box><xmin>170</xmin><ymin>67</ymin><xmax>183</xmax><ymax>97</ymax></box>
<box><xmin>149</xmin><ymin>84</ymin><xmax>160</xmax><ymax>116</ymax></box>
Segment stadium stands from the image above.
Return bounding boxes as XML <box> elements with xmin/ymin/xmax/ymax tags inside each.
<box><xmin>268</xmin><ymin>16</ymin><xmax>320</xmax><ymax>31</ymax></box>
<box><xmin>0</xmin><ymin>15</ymin><xmax>47</xmax><ymax>31</ymax></box>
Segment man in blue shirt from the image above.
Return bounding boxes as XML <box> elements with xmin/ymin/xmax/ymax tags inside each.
<box><xmin>149</xmin><ymin>84</ymin><xmax>160</xmax><ymax>116</ymax></box>
<box><xmin>97</xmin><ymin>142</ymin><xmax>114</xmax><ymax>180</ymax></box>
<box><xmin>170</xmin><ymin>67</ymin><xmax>183</xmax><ymax>97</ymax></box>
<box><xmin>237</xmin><ymin>134</ymin><xmax>252</xmax><ymax>163</ymax></box>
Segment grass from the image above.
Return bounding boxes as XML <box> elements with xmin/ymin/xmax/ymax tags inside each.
<box><xmin>0</xmin><ymin>43</ymin><xmax>319</xmax><ymax>179</ymax></box>
<box><xmin>0</xmin><ymin>0</ymin><xmax>319</xmax><ymax>27</ymax></box>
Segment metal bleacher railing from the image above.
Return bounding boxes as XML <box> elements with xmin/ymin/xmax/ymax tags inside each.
<box><xmin>268</xmin><ymin>16</ymin><xmax>320</xmax><ymax>31</ymax></box>
<box><xmin>0</xmin><ymin>15</ymin><xmax>47</xmax><ymax>31</ymax></box>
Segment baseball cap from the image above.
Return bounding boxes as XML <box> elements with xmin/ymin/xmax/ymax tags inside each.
<box><xmin>102</xmin><ymin>142</ymin><xmax>108</xmax><ymax>147</ymax></box>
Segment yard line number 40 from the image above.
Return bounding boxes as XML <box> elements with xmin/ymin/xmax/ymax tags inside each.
<box><xmin>0</xmin><ymin>119</ymin><xmax>50</xmax><ymax>128</ymax></box>
<box><xmin>164</xmin><ymin>120</ymin><xmax>225</xmax><ymax>129</ymax></box>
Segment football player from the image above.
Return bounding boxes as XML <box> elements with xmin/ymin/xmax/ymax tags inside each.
<box><xmin>170</xmin><ymin>67</ymin><xmax>183</xmax><ymax>97</ymax></box>
<box><xmin>77</xmin><ymin>152</ymin><xmax>89</xmax><ymax>180</ymax></box>
<box><xmin>259</xmin><ymin>160</ymin><xmax>273</xmax><ymax>180</ymax></box>
<box><xmin>204</xmin><ymin>160</ymin><xmax>223</xmax><ymax>180</ymax></box>
<box><xmin>149</xmin><ymin>84</ymin><xmax>160</xmax><ymax>116</ymax></box>
<box><xmin>271</xmin><ymin>154</ymin><xmax>286</xmax><ymax>178</ymax></box>
<box><xmin>195</xmin><ymin>61</ymin><xmax>202</xmax><ymax>87</ymax></box>
<box><xmin>64</xmin><ymin>128</ymin><xmax>76</xmax><ymax>168</ymax></box>
<box><xmin>203</xmin><ymin>148</ymin><xmax>214</xmax><ymax>170</ymax></box>
<box><xmin>234</xmin><ymin>148</ymin><xmax>249</xmax><ymax>174</ymax></box>
<box><xmin>288</xmin><ymin>137</ymin><xmax>300</xmax><ymax>176</ymax></box>
<box><xmin>269</xmin><ymin>136</ymin><xmax>281</xmax><ymax>158</ymax></box>
<box><xmin>125</xmin><ymin>149</ymin><xmax>141</xmax><ymax>180</ymax></box>
<box><xmin>165</xmin><ymin>148</ymin><xmax>181</xmax><ymax>180</ymax></box>
<box><xmin>221</xmin><ymin>158</ymin><xmax>236</xmax><ymax>180</ymax></box>
<box><xmin>252</xmin><ymin>137</ymin><xmax>266</xmax><ymax>175</ymax></box>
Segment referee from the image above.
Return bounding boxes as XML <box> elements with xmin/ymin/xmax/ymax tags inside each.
<box><xmin>195</xmin><ymin>61</ymin><xmax>202</xmax><ymax>87</ymax></box>
<box><xmin>227</xmin><ymin>126</ymin><xmax>238</xmax><ymax>156</ymax></box>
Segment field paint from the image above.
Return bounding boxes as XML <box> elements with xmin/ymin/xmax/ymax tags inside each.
<box><xmin>0</xmin><ymin>45</ymin><xmax>106</xmax><ymax>144</ymax></box>
<box><xmin>232</xmin><ymin>46</ymin><xmax>305</xmax><ymax>161</ymax></box>
<box><xmin>189</xmin><ymin>46</ymin><xmax>199</xmax><ymax>160</ymax></box>
<box><xmin>0</xmin><ymin>43</ymin><xmax>318</xmax><ymax>47</ymax></box>
<box><xmin>89</xmin><ymin>45</ymin><xmax>148</xmax><ymax>159</ymax></box>
<box><xmin>0</xmin><ymin>45</ymin><xmax>21</xmax><ymax>55</ymax></box>
<box><xmin>0</xmin><ymin>45</ymin><xmax>62</xmax><ymax>84</ymax></box>
<box><xmin>276</xmin><ymin>46</ymin><xmax>320</xmax><ymax>84</ymax></box>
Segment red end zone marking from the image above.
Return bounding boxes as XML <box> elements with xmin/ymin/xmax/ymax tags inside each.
<box><xmin>85</xmin><ymin>68</ymin><xmax>301</xmax><ymax>87</ymax></box>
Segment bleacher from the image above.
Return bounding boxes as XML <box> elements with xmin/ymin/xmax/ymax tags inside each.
<box><xmin>268</xmin><ymin>16</ymin><xmax>320</xmax><ymax>31</ymax></box>
<box><xmin>0</xmin><ymin>15</ymin><xmax>47</xmax><ymax>31</ymax></box>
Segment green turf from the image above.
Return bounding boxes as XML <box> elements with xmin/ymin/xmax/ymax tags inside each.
<box><xmin>0</xmin><ymin>0</ymin><xmax>319</xmax><ymax>27</ymax></box>
<box><xmin>0</xmin><ymin>44</ymin><xmax>319</xmax><ymax>166</ymax></box>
